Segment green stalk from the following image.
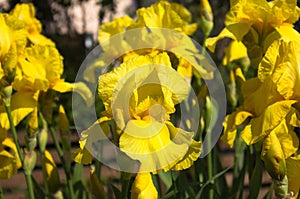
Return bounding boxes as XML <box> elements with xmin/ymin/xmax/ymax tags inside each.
<box><xmin>49</xmin><ymin>126</ymin><xmax>74</xmax><ymax>199</ymax></box>
<box><xmin>206</xmin><ymin>131</ymin><xmax>213</xmax><ymax>199</ymax></box>
<box><xmin>202</xmin><ymin>33</ymin><xmax>214</xmax><ymax>199</ymax></box>
<box><xmin>4</xmin><ymin>104</ymin><xmax>35</xmax><ymax>199</ymax></box>
<box><xmin>0</xmin><ymin>184</ymin><xmax>4</xmax><ymax>199</ymax></box>
<box><xmin>202</xmin><ymin>35</ymin><xmax>208</xmax><ymax>55</ymax></box>
<box><xmin>39</xmin><ymin>151</ymin><xmax>49</xmax><ymax>198</ymax></box>
<box><xmin>95</xmin><ymin>159</ymin><xmax>102</xmax><ymax>179</ymax></box>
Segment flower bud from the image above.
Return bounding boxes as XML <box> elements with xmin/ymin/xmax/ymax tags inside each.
<box><xmin>204</xmin><ymin>96</ymin><xmax>213</xmax><ymax>131</ymax></box>
<box><xmin>227</xmin><ymin>70</ymin><xmax>237</xmax><ymax>107</ymax></box>
<box><xmin>26</xmin><ymin>107</ymin><xmax>38</xmax><ymax>137</ymax></box>
<box><xmin>1</xmin><ymin>85</ymin><xmax>12</xmax><ymax>105</ymax></box>
<box><xmin>38</xmin><ymin>128</ymin><xmax>48</xmax><ymax>153</ymax></box>
<box><xmin>57</xmin><ymin>105</ymin><xmax>69</xmax><ymax>135</ymax></box>
<box><xmin>200</xmin><ymin>0</ymin><xmax>213</xmax><ymax>37</ymax></box>
<box><xmin>23</xmin><ymin>150</ymin><xmax>37</xmax><ymax>175</ymax></box>
<box><xmin>90</xmin><ymin>168</ymin><xmax>107</xmax><ymax>199</ymax></box>
<box><xmin>272</xmin><ymin>176</ymin><xmax>290</xmax><ymax>198</ymax></box>
<box><xmin>24</xmin><ymin>134</ymin><xmax>37</xmax><ymax>152</ymax></box>
<box><xmin>261</xmin><ymin>132</ymin><xmax>286</xmax><ymax>181</ymax></box>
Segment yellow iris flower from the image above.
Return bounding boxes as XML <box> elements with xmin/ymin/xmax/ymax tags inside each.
<box><xmin>98</xmin><ymin>15</ymin><xmax>134</xmax><ymax>44</ymax></box>
<box><xmin>10</xmin><ymin>3</ymin><xmax>55</xmax><ymax>46</ymax></box>
<box><xmin>223</xmin><ymin>39</ymin><xmax>300</xmax><ymax>148</ymax></box>
<box><xmin>13</xmin><ymin>45</ymin><xmax>73</xmax><ymax>93</ymax></box>
<box><xmin>0</xmin><ymin>3</ymin><xmax>75</xmax><ymax>130</ymax></box>
<box><xmin>0</xmin><ymin>44</ymin><xmax>74</xmax><ymax>129</ymax></box>
<box><xmin>0</xmin><ymin>14</ymin><xmax>27</xmax><ymax>80</ymax></box>
<box><xmin>76</xmin><ymin>53</ymin><xmax>201</xmax><ymax>171</ymax></box>
<box><xmin>75</xmin><ymin>52</ymin><xmax>201</xmax><ymax>198</ymax></box>
<box><xmin>128</xmin><ymin>0</ymin><xmax>197</xmax><ymax>36</ymax></box>
<box><xmin>206</xmin><ymin>0</ymin><xmax>300</xmax><ymax>66</ymax></box>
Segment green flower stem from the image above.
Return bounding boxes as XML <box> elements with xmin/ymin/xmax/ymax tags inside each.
<box><xmin>202</xmin><ymin>35</ymin><xmax>208</xmax><ymax>56</ymax></box>
<box><xmin>0</xmin><ymin>184</ymin><xmax>4</xmax><ymax>199</ymax></box>
<box><xmin>202</xmin><ymin>34</ymin><xmax>213</xmax><ymax>199</ymax></box>
<box><xmin>206</xmin><ymin>132</ymin><xmax>213</xmax><ymax>199</ymax></box>
<box><xmin>49</xmin><ymin>126</ymin><xmax>74</xmax><ymax>199</ymax></box>
<box><xmin>95</xmin><ymin>159</ymin><xmax>102</xmax><ymax>179</ymax></box>
<box><xmin>4</xmin><ymin>104</ymin><xmax>35</xmax><ymax>199</ymax></box>
<box><xmin>39</xmin><ymin>151</ymin><xmax>49</xmax><ymax>198</ymax></box>
<box><xmin>25</xmin><ymin>173</ymin><xmax>35</xmax><ymax>199</ymax></box>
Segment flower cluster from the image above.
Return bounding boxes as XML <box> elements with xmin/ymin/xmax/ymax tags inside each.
<box><xmin>206</xmin><ymin>0</ymin><xmax>300</xmax><ymax>197</ymax></box>
<box><xmin>0</xmin><ymin>2</ymin><xmax>73</xmax><ymax>181</ymax></box>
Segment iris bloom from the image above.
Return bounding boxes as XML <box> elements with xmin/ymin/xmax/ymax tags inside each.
<box><xmin>85</xmin><ymin>0</ymin><xmax>203</xmax><ymax>83</ymax></box>
<box><xmin>128</xmin><ymin>0</ymin><xmax>197</xmax><ymax>36</ymax></box>
<box><xmin>74</xmin><ymin>53</ymin><xmax>201</xmax><ymax>198</ymax></box>
<box><xmin>0</xmin><ymin>14</ymin><xmax>27</xmax><ymax>81</ymax></box>
<box><xmin>10</xmin><ymin>3</ymin><xmax>55</xmax><ymax>46</ymax></box>
<box><xmin>0</xmin><ymin>44</ymin><xmax>74</xmax><ymax>130</ymax></box>
<box><xmin>223</xmin><ymin>40</ymin><xmax>300</xmax><ymax>148</ymax></box>
<box><xmin>222</xmin><ymin>39</ymin><xmax>300</xmax><ymax>195</ymax></box>
<box><xmin>13</xmin><ymin>44</ymin><xmax>73</xmax><ymax>93</ymax></box>
<box><xmin>206</xmin><ymin>0</ymin><xmax>300</xmax><ymax>66</ymax></box>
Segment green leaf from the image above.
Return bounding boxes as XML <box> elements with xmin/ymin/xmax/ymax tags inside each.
<box><xmin>111</xmin><ymin>184</ymin><xmax>121</xmax><ymax>199</ymax></box>
<box><xmin>195</xmin><ymin>167</ymin><xmax>231</xmax><ymax>199</ymax></box>
<box><xmin>158</xmin><ymin>171</ymin><xmax>173</xmax><ymax>190</ymax></box>
<box><xmin>32</xmin><ymin>177</ymin><xmax>46</xmax><ymax>199</ymax></box>
<box><xmin>248</xmin><ymin>155</ymin><xmax>263</xmax><ymax>199</ymax></box>
<box><xmin>72</xmin><ymin>163</ymin><xmax>88</xmax><ymax>199</ymax></box>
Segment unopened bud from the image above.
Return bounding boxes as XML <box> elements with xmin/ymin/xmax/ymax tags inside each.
<box><xmin>200</xmin><ymin>0</ymin><xmax>213</xmax><ymax>37</ymax></box>
<box><xmin>23</xmin><ymin>151</ymin><xmax>37</xmax><ymax>175</ymax></box>
<box><xmin>204</xmin><ymin>96</ymin><xmax>213</xmax><ymax>131</ymax></box>
<box><xmin>273</xmin><ymin>176</ymin><xmax>290</xmax><ymax>198</ymax></box>
<box><xmin>262</xmin><ymin>133</ymin><xmax>286</xmax><ymax>181</ymax></box>
<box><xmin>1</xmin><ymin>85</ymin><xmax>12</xmax><ymax>105</ymax></box>
<box><xmin>57</xmin><ymin>105</ymin><xmax>70</xmax><ymax>134</ymax></box>
<box><xmin>227</xmin><ymin>70</ymin><xmax>237</xmax><ymax>107</ymax></box>
<box><xmin>24</xmin><ymin>135</ymin><xmax>37</xmax><ymax>151</ymax></box>
<box><xmin>38</xmin><ymin>129</ymin><xmax>48</xmax><ymax>153</ymax></box>
<box><xmin>90</xmin><ymin>168</ymin><xmax>107</xmax><ymax>199</ymax></box>
<box><xmin>26</xmin><ymin>108</ymin><xmax>38</xmax><ymax>137</ymax></box>
<box><xmin>53</xmin><ymin>190</ymin><xmax>64</xmax><ymax>199</ymax></box>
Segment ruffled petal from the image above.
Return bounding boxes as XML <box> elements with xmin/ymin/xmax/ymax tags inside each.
<box><xmin>165</xmin><ymin>121</ymin><xmax>201</xmax><ymax>170</ymax></box>
<box><xmin>13</xmin><ymin>45</ymin><xmax>63</xmax><ymax>92</ymax></box>
<box><xmin>222</xmin><ymin>110</ymin><xmax>252</xmax><ymax>148</ymax></box>
<box><xmin>73</xmin><ymin>117</ymin><xmax>111</xmax><ymax>165</ymax></box>
<box><xmin>241</xmin><ymin>100</ymin><xmax>296</xmax><ymax>145</ymax></box>
<box><xmin>0</xmin><ymin>138</ymin><xmax>21</xmax><ymax>179</ymax></box>
<box><xmin>206</xmin><ymin>23</ymin><xmax>251</xmax><ymax>52</ymax></box>
<box><xmin>271</xmin><ymin>119</ymin><xmax>299</xmax><ymax>159</ymax></box>
<box><xmin>119</xmin><ymin>120</ymin><xmax>188</xmax><ymax>172</ymax></box>
<box><xmin>98</xmin><ymin>15</ymin><xmax>134</xmax><ymax>44</ymax></box>
<box><xmin>128</xmin><ymin>1</ymin><xmax>197</xmax><ymax>35</ymax></box>
<box><xmin>223</xmin><ymin>40</ymin><xmax>248</xmax><ymax>66</ymax></box>
<box><xmin>0</xmin><ymin>91</ymin><xmax>38</xmax><ymax>130</ymax></box>
<box><xmin>42</xmin><ymin>150</ymin><xmax>60</xmax><ymax>193</ymax></box>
